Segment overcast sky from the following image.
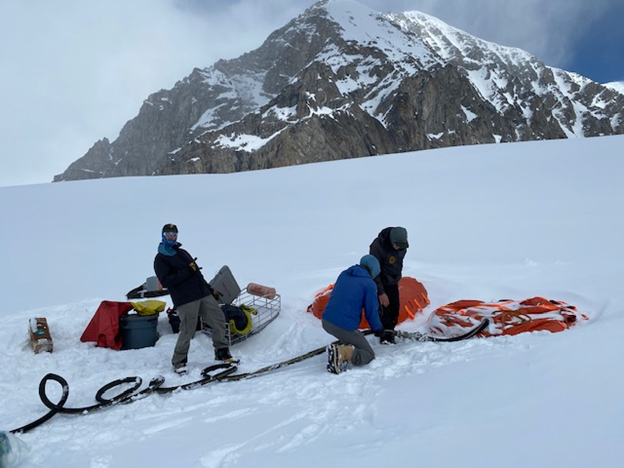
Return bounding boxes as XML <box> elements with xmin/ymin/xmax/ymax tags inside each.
<box><xmin>1</xmin><ymin>0</ymin><xmax>622</xmax><ymax>187</ymax></box>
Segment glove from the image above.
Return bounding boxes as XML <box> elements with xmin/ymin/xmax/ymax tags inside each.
<box><xmin>212</xmin><ymin>289</ymin><xmax>223</xmax><ymax>301</ymax></box>
<box><xmin>378</xmin><ymin>293</ymin><xmax>389</xmax><ymax>307</ymax></box>
<box><xmin>189</xmin><ymin>257</ymin><xmax>200</xmax><ymax>272</ymax></box>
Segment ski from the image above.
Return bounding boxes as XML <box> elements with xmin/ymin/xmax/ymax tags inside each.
<box><xmin>217</xmin><ymin>320</ymin><xmax>490</xmax><ymax>382</ymax></box>
<box><xmin>220</xmin><ymin>346</ymin><xmax>326</xmax><ymax>382</ymax></box>
<box><xmin>393</xmin><ymin>318</ymin><xmax>490</xmax><ymax>343</ymax></box>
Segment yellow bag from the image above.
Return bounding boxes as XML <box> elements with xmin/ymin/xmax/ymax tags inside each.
<box><xmin>131</xmin><ymin>300</ymin><xmax>166</xmax><ymax>316</ymax></box>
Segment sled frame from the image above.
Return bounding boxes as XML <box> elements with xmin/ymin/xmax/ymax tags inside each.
<box><xmin>202</xmin><ymin>287</ymin><xmax>281</xmax><ymax>347</ymax></box>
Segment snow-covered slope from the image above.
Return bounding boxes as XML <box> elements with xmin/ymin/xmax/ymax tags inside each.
<box><xmin>2</xmin><ymin>135</ymin><xmax>624</xmax><ymax>467</ymax></box>
<box><xmin>605</xmin><ymin>81</ymin><xmax>624</xmax><ymax>94</ymax></box>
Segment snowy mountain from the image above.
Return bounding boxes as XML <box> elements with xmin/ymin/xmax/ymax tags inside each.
<box><xmin>54</xmin><ymin>0</ymin><xmax>624</xmax><ymax>182</ymax></box>
<box><xmin>3</xmin><ymin>134</ymin><xmax>624</xmax><ymax>467</ymax></box>
<box><xmin>605</xmin><ymin>81</ymin><xmax>624</xmax><ymax>95</ymax></box>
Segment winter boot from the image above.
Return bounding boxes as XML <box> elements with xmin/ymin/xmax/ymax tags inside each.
<box><xmin>326</xmin><ymin>344</ymin><xmax>354</xmax><ymax>374</ymax></box>
<box><xmin>379</xmin><ymin>330</ymin><xmax>395</xmax><ymax>345</ymax></box>
<box><xmin>173</xmin><ymin>358</ymin><xmax>188</xmax><ymax>375</ymax></box>
<box><xmin>174</xmin><ymin>364</ymin><xmax>188</xmax><ymax>376</ymax></box>
<box><xmin>215</xmin><ymin>347</ymin><xmax>239</xmax><ymax>364</ymax></box>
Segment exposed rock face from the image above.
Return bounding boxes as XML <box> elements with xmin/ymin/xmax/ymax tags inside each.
<box><xmin>54</xmin><ymin>0</ymin><xmax>624</xmax><ymax>182</ymax></box>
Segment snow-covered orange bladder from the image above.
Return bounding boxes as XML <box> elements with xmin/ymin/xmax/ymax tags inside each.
<box><xmin>427</xmin><ymin>296</ymin><xmax>587</xmax><ymax>337</ymax></box>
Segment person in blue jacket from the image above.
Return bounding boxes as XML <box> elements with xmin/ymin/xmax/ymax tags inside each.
<box><xmin>322</xmin><ymin>255</ymin><xmax>384</xmax><ymax>374</ymax></box>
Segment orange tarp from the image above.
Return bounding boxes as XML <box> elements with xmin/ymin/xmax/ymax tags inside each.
<box><xmin>427</xmin><ymin>296</ymin><xmax>587</xmax><ymax>337</ymax></box>
<box><xmin>307</xmin><ymin>276</ymin><xmax>430</xmax><ymax>329</ymax></box>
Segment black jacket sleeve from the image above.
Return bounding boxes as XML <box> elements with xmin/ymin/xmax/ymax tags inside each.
<box><xmin>370</xmin><ymin>238</ymin><xmax>386</xmax><ymax>296</ymax></box>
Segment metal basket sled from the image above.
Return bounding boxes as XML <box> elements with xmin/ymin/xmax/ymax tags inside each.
<box><xmin>202</xmin><ymin>287</ymin><xmax>281</xmax><ymax>347</ymax></box>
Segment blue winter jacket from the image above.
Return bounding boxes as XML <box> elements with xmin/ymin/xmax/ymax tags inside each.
<box><xmin>322</xmin><ymin>265</ymin><xmax>383</xmax><ymax>332</ymax></box>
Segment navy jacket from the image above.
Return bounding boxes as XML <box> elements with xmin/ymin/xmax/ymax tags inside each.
<box><xmin>322</xmin><ymin>265</ymin><xmax>383</xmax><ymax>332</ymax></box>
<box><xmin>370</xmin><ymin>227</ymin><xmax>408</xmax><ymax>295</ymax></box>
<box><xmin>154</xmin><ymin>244</ymin><xmax>213</xmax><ymax>307</ymax></box>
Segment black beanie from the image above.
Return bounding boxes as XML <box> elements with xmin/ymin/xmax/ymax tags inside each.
<box><xmin>162</xmin><ymin>223</ymin><xmax>178</xmax><ymax>233</ymax></box>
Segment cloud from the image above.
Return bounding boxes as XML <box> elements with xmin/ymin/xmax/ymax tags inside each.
<box><xmin>0</xmin><ymin>0</ymin><xmax>323</xmax><ymax>186</ymax></box>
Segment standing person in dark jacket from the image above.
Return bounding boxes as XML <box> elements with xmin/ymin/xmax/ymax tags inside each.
<box><xmin>154</xmin><ymin>223</ymin><xmax>235</xmax><ymax>374</ymax></box>
<box><xmin>370</xmin><ymin>226</ymin><xmax>409</xmax><ymax>344</ymax></box>
<box><xmin>322</xmin><ymin>255</ymin><xmax>384</xmax><ymax>374</ymax></box>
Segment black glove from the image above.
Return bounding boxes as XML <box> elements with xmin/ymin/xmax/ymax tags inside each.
<box><xmin>212</xmin><ymin>289</ymin><xmax>223</xmax><ymax>301</ymax></box>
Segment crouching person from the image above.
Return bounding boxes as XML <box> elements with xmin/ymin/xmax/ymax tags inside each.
<box><xmin>322</xmin><ymin>255</ymin><xmax>384</xmax><ymax>374</ymax></box>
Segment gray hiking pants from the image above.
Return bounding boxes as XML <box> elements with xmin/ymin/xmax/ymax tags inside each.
<box><xmin>172</xmin><ymin>294</ymin><xmax>228</xmax><ymax>367</ymax></box>
<box><xmin>322</xmin><ymin>319</ymin><xmax>375</xmax><ymax>366</ymax></box>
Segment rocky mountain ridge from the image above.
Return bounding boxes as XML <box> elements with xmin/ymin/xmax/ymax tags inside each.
<box><xmin>54</xmin><ymin>0</ymin><xmax>624</xmax><ymax>182</ymax></box>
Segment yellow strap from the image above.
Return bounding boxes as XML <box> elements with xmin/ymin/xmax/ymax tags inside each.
<box><xmin>239</xmin><ymin>304</ymin><xmax>257</xmax><ymax>315</ymax></box>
